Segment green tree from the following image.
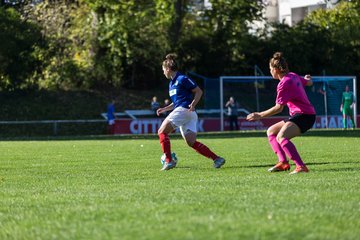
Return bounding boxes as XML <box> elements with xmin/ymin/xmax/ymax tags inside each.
<box><xmin>88</xmin><ymin>0</ymin><xmax>175</xmax><ymax>89</ymax></box>
<box><xmin>256</xmin><ymin>1</ymin><xmax>360</xmax><ymax>78</ymax></box>
<box><xmin>0</xmin><ymin>6</ymin><xmax>41</xmax><ymax>90</ymax></box>
<box><xmin>303</xmin><ymin>1</ymin><xmax>360</xmax><ymax>75</ymax></box>
<box><xmin>24</xmin><ymin>0</ymin><xmax>95</xmax><ymax>90</ymax></box>
<box><xmin>87</xmin><ymin>0</ymin><xmax>265</xmax><ymax>87</ymax></box>
<box><xmin>3</xmin><ymin>0</ymin><xmax>267</xmax><ymax>90</ymax></box>
<box><xmin>177</xmin><ymin>0</ymin><xmax>265</xmax><ymax>77</ymax></box>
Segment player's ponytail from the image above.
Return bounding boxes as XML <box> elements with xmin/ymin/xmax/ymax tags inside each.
<box><xmin>270</xmin><ymin>52</ymin><xmax>289</xmax><ymax>73</ymax></box>
<box><xmin>163</xmin><ymin>53</ymin><xmax>178</xmax><ymax>71</ymax></box>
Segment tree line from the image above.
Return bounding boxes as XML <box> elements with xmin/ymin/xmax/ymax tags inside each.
<box><xmin>0</xmin><ymin>0</ymin><xmax>359</xmax><ymax>91</ymax></box>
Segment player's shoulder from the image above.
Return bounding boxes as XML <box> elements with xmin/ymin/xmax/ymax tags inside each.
<box><xmin>176</xmin><ymin>73</ymin><xmax>187</xmax><ymax>82</ymax></box>
<box><xmin>178</xmin><ymin>73</ymin><xmax>196</xmax><ymax>85</ymax></box>
<box><xmin>288</xmin><ymin>72</ymin><xmax>303</xmax><ymax>80</ymax></box>
<box><xmin>280</xmin><ymin>74</ymin><xmax>293</xmax><ymax>85</ymax></box>
<box><xmin>278</xmin><ymin>75</ymin><xmax>294</xmax><ymax>91</ymax></box>
<box><xmin>285</xmin><ymin>72</ymin><xmax>303</xmax><ymax>84</ymax></box>
<box><xmin>177</xmin><ymin>73</ymin><xmax>191</xmax><ymax>82</ymax></box>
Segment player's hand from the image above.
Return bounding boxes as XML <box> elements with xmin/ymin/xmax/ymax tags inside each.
<box><xmin>157</xmin><ymin>108</ymin><xmax>164</xmax><ymax>116</ymax></box>
<box><xmin>246</xmin><ymin>112</ymin><xmax>261</xmax><ymax>121</ymax></box>
<box><xmin>304</xmin><ymin>74</ymin><xmax>311</xmax><ymax>81</ymax></box>
<box><xmin>188</xmin><ymin>104</ymin><xmax>195</xmax><ymax>112</ymax></box>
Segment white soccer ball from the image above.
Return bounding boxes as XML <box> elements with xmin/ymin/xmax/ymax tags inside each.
<box><xmin>160</xmin><ymin>152</ymin><xmax>178</xmax><ymax>166</ymax></box>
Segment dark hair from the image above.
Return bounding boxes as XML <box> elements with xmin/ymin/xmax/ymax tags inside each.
<box><xmin>269</xmin><ymin>52</ymin><xmax>289</xmax><ymax>73</ymax></box>
<box><xmin>162</xmin><ymin>53</ymin><xmax>178</xmax><ymax>71</ymax></box>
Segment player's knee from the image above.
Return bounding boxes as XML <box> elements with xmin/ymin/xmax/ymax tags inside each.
<box><xmin>186</xmin><ymin>139</ymin><xmax>195</xmax><ymax>147</ymax></box>
<box><xmin>276</xmin><ymin>134</ymin><xmax>285</xmax><ymax>143</ymax></box>
<box><xmin>267</xmin><ymin>128</ymin><xmax>275</xmax><ymax>137</ymax></box>
<box><xmin>184</xmin><ymin>131</ymin><xmax>196</xmax><ymax>147</ymax></box>
<box><xmin>158</xmin><ymin>125</ymin><xmax>167</xmax><ymax>135</ymax></box>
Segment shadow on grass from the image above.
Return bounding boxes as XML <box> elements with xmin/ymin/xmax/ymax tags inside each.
<box><xmin>233</xmin><ymin>161</ymin><xmax>359</xmax><ymax>169</ymax></box>
<box><xmin>314</xmin><ymin>167</ymin><xmax>360</xmax><ymax>172</ymax></box>
<box><xmin>306</xmin><ymin>161</ymin><xmax>359</xmax><ymax>166</ymax></box>
<box><xmin>156</xmin><ymin>162</ymin><xmax>360</xmax><ymax>172</ymax></box>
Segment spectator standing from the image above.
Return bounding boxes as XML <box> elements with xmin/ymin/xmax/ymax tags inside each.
<box><xmin>162</xmin><ymin>99</ymin><xmax>170</xmax><ymax>117</ymax></box>
<box><xmin>225</xmin><ymin>96</ymin><xmax>239</xmax><ymax>130</ymax></box>
<box><xmin>151</xmin><ymin>96</ymin><xmax>160</xmax><ymax>115</ymax></box>
<box><xmin>107</xmin><ymin>99</ymin><xmax>116</xmax><ymax>134</ymax></box>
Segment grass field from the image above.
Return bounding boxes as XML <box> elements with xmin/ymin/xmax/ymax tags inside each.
<box><xmin>0</xmin><ymin>130</ymin><xmax>360</xmax><ymax>240</ymax></box>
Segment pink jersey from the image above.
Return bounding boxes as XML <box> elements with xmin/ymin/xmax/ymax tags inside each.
<box><xmin>276</xmin><ymin>72</ymin><xmax>316</xmax><ymax>116</ymax></box>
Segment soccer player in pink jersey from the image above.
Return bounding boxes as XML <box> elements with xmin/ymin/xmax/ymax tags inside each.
<box><xmin>246</xmin><ymin>52</ymin><xmax>316</xmax><ymax>174</ymax></box>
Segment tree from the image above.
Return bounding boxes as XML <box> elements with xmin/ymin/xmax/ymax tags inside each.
<box><xmin>303</xmin><ymin>1</ymin><xmax>360</xmax><ymax>75</ymax></box>
<box><xmin>178</xmin><ymin>0</ymin><xmax>265</xmax><ymax>76</ymax></box>
<box><xmin>0</xmin><ymin>6</ymin><xmax>42</xmax><ymax>90</ymax></box>
<box><xmin>22</xmin><ymin>1</ymin><xmax>96</xmax><ymax>90</ymax></box>
<box><xmin>257</xmin><ymin>1</ymin><xmax>360</xmax><ymax>78</ymax></box>
<box><xmin>0</xmin><ymin>0</ymin><xmax>270</xmax><ymax>90</ymax></box>
<box><xmin>89</xmin><ymin>0</ymin><xmax>174</xmax><ymax>89</ymax></box>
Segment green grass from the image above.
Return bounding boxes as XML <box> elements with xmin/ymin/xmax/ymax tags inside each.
<box><xmin>1</xmin><ymin>130</ymin><xmax>360</xmax><ymax>240</ymax></box>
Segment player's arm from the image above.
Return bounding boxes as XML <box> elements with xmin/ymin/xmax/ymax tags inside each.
<box><xmin>246</xmin><ymin>104</ymin><xmax>284</xmax><ymax>121</ymax></box>
<box><xmin>157</xmin><ymin>103</ymin><xmax>174</xmax><ymax>116</ymax></box>
<box><xmin>351</xmin><ymin>93</ymin><xmax>356</xmax><ymax>109</ymax></box>
<box><xmin>304</xmin><ymin>75</ymin><xmax>313</xmax><ymax>86</ymax></box>
<box><xmin>189</xmin><ymin>86</ymin><xmax>202</xmax><ymax>111</ymax></box>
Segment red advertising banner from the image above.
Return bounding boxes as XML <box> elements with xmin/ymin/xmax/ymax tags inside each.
<box><xmin>113</xmin><ymin>115</ymin><xmax>359</xmax><ymax>134</ymax></box>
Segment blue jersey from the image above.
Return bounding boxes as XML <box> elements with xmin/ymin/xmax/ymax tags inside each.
<box><xmin>169</xmin><ymin>72</ymin><xmax>197</xmax><ymax>109</ymax></box>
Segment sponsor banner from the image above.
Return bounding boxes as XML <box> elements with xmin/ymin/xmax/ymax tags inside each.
<box><xmin>113</xmin><ymin>115</ymin><xmax>359</xmax><ymax>134</ymax></box>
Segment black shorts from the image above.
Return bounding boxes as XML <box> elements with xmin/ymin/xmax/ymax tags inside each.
<box><xmin>284</xmin><ymin>114</ymin><xmax>316</xmax><ymax>133</ymax></box>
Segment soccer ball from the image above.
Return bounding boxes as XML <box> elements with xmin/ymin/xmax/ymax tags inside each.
<box><xmin>160</xmin><ymin>152</ymin><xmax>178</xmax><ymax>166</ymax></box>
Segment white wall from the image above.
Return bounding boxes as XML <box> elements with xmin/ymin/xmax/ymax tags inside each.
<box><xmin>288</xmin><ymin>0</ymin><xmax>326</xmax><ymax>8</ymax></box>
<box><xmin>278</xmin><ymin>0</ymin><xmax>327</xmax><ymax>26</ymax></box>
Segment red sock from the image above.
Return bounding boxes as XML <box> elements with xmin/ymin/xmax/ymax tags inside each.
<box><xmin>192</xmin><ymin>141</ymin><xmax>218</xmax><ymax>160</ymax></box>
<box><xmin>159</xmin><ymin>133</ymin><xmax>172</xmax><ymax>163</ymax></box>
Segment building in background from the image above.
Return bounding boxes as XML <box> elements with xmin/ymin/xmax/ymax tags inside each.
<box><xmin>265</xmin><ymin>0</ymin><xmax>340</xmax><ymax>26</ymax></box>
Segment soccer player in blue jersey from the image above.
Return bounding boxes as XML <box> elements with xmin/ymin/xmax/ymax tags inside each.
<box><xmin>157</xmin><ymin>53</ymin><xmax>225</xmax><ymax>171</ymax></box>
